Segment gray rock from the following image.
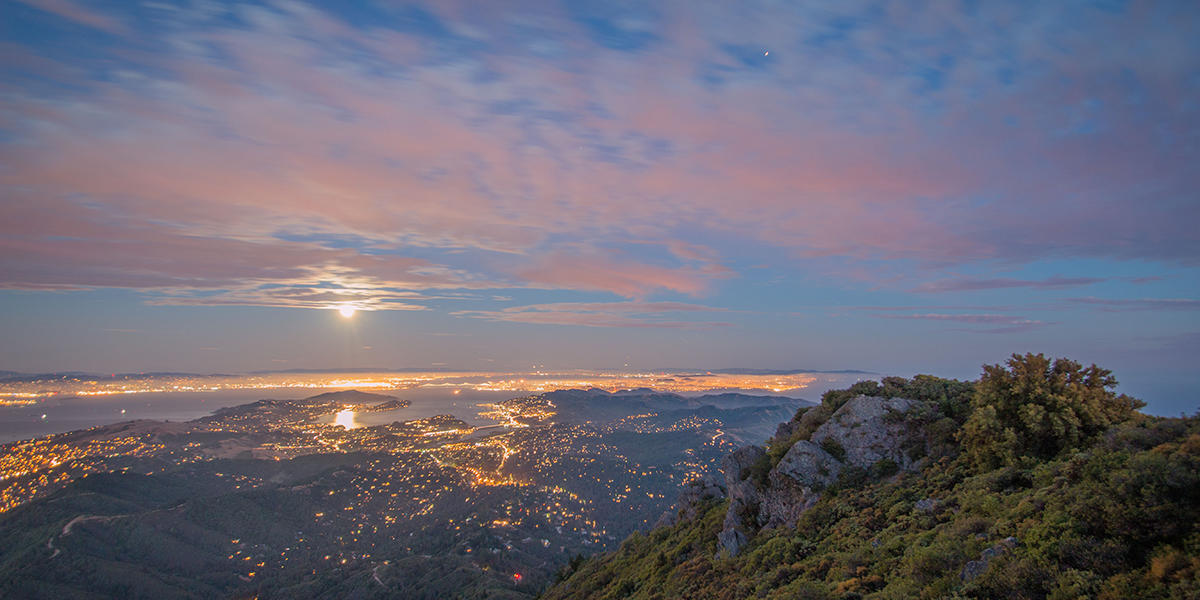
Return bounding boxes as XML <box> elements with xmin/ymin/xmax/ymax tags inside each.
<box><xmin>717</xmin><ymin>527</ymin><xmax>748</xmax><ymax>557</ymax></box>
<box><xmin>772</xmin><ymin>419</ymin><xmax>799</xmax><ymax>443</ymax></box>
<box><xmin>772</xmin><ymin>440</ymin><xmax>841</xmax><ymax>489</ymax></box>
<box><xmin>717</xmin><ymin>446</ymin><xmax>767</xmax><ymax>557</ymax></box>
<box><xmin>722</xmin><ymin>445</ymin><xmax>765</xmax><ymax>490</ymax></box>
<box><xmin>718</xmin><ymin>492</ymin><xmax>760</xmax><ymax>557</ymax></box>
<box><xmin>751</xmin><ymin>441</ymin><xmax>840</xmax><ymax>529</ymax></box>
<box><xmin>914</xmin><ymin>497</ymin><xmax>939</xmax><ymax>513</ymax></box>
<box><xmin>655</xmin><ymin>476</ymin><xmax>725</xmax><ymax>528</ymax></box>
<box><xmin>711</xmin><ymin>397</ymin><xmax>926</xmax><ymax>554</ymax></box>
<box><xmin>757</xmin><ymin>478</ymin><xmax>822</xmax><ymax>529</ymax></box>
<box><xmin>810</xmin><ymin>396</ymin><xmax>917</xmax><ymax>470</ymax></box>
<box><xmin>726</xmin><ymin>476</ymin><xmax>760</xmax><ymax>506</ymax></box>
<box><xmin>961</xmin><ymin>536</ymin><xmax>1020</xmax><ymax>582</ymax></box>
<box><xmin>960</xmin><ymin>559</ymin><xmax>988</xmax><ymax>582</ymax></box>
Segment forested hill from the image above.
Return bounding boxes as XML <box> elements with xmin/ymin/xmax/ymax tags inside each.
<box><xmin>542</xmin><ymin>354</ymin><xmax>1200</xmax><ymax>600</ymax></box>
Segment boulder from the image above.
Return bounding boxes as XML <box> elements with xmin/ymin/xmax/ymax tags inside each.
<box><xmin>717</xmin><ymin>445</ymin><xmax>766</xmax><ymax>556</ymax></box>
<box><xmin>711</xmin><ymin>397</ymin><xmax>924</xmax><ymax>554</ymax></box>
<box><xmin>772</xmin><ymin>419</ymin><xmax>800</xmax><ymax>443</ymax></box>
<box><xmin>717</xmin><ymin>527</ymin><xmax>748</xmax><ymax>557</ymax></box>
<box><xmin>810</xmin><ymin>396</ymin><xmax>917</xmax><ymax>470</ymax></box>
<box><xmin>961</xmin><ymin>536</ymin><xmax>1020</xmax><ymax>582</ymax></box>
<box><xmin>721</xmin><ymin>445</ymin><xmax>765</xmax><ymax>490</ymax></box>
<box><xmin>960</xmin><ymin>559</ymin><xmax>988</xmax><ymax>583</ymax></box>
<box><xmin>756</xmin><ymin>441</ymin><xmax>840</xmax><ymax>528</ymax></box>
<box><xmin>771</xmin><ymin>440</ymin><xmax>841</xmax><ymax>489</ymax></box>
<box><xmin>756</xmin><ymin>478</ymin><xmax>822</xmax><ymax>529</ymax></box>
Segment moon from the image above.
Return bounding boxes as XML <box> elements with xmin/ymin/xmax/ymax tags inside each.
<box><xmin>334</xmin><ymin>409</ymin><xmax>356</xmax><ymax>429</ymax></box>
<box><xmin>338</xmin><ymin>305</ymin><xmax>356</xmax><ymax>318</ymax></box>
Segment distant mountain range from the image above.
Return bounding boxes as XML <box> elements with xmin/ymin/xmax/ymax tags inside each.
<box><xmin>0</xmin><ymin>367</ymin><xmax>873</xmax><ymax>384</ymax></box>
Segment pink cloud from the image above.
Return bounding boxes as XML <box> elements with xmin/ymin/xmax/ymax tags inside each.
<box><xmin>0</xmin><ymin>0</ymin><xmax>1194</xmax><ymax>311</ymax></box>
<box><xmin>13</xmin><ymin>0</ymin><xmax>128</xmax><ymax>35</ymax></box>
<box><xmin>514</xmin><ymin>252</ymin><xmax>723</xmax><ymax>298</ymax></box>
<box><xmin>1068</xmin><ymin>297</ymin><xmax>1200</xmax><ymax>311</ymax></box>
<box><xmin>913</xmin><ymin>276</ymin><xmax>1107</xmax><ymax>293</ymax></box>
<box><xmin>871</xmin><ymin>312</ymin><xmax>1051</xmax><ymax>334</ymax></box>
<box><xmin>454</xmin><ymin>301</ymin><xmax>728</xmax><ymax>328</ymax></box>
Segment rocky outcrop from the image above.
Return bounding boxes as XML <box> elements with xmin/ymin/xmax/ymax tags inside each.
<box><xmin>717</xmin><ymin>445</ymin><xmax>765</xmax><ymax>556</ymax></box>
<box><xmin>655</xmin><ymin>476</ymin><xmax>725</xmax><ymax>528</ymax></box>
<box><xmin>961</xmin><ymin>537</ymin><xmax>1020</xmax><ymax>582</ymax></box>
<box><xmin>914</xmin><ymin>497</ymin><xmax>939</xmax><ymax>514</ymax></box>
<box><xmin>771</xmin><ymin>419</ymin><xmax>800</xmax><ymax>443</ymax></box>
<box><xmin>810</xmin><ymin>395</ymin><xmax>917</xmax><ymax>470</ymax></box>
<box><xmin>717</xmin><ymin>526</ymin><xmax>749</xmax><ymax>557</ymax></box>
<box><xmin>756</xmin><ymin>440</ymin><xmax>842</xmax><ymax>528</ymax></box>
<box><xmin>722</xmin><ymin>445</ymin><xmax>766</xmax><ymax>489</ymax></box>
<box><xmin>772</xmin><ymin>440</ymin><xmax>841</xmax><ymax>488</ymax></box>
<box><xmin>715</xmin><ymin>396</ymin><xmax>922</xmax><ymax>555</ymax></box>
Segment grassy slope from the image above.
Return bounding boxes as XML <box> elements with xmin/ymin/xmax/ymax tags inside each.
<box><xmin>544</xmin><ymin>407</ymin><xmax>1199</xmax><ymax>600</ymax></box>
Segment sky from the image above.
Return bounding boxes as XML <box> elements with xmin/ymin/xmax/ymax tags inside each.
<box><xmin>0</xmin><ymin>0</ymin><xmax>1197</xmax><ymax>413</ymax></box>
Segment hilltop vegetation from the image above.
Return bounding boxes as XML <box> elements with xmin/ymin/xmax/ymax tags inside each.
<box><xmin>543</xmin><ymin>354</ymin><xmax>1200</xmax><ymax>600</ymax></box>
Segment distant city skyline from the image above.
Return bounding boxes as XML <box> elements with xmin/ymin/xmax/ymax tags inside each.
<box><xmin>1</xmin><ymin>1</ymin><xmax>1197</xmax><ymax>414</ymax></box>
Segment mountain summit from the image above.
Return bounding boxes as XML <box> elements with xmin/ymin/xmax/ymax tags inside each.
<box><xmin>544</xmin><ymin>354</ymin><xmax>1199</xmax><ymax>599</ymax></box>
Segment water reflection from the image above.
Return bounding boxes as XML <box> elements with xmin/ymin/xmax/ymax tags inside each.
<box><xmin>334</xmin><ymin>409</ymin><xmax>357</xmax><ymax>429</ymax></box>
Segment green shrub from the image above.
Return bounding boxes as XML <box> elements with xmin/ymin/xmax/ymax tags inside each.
<box><xmin>819</xmin><ymin>438</ymin><xmax>846</xmax><ymax>462</ymax></box>
<box><xmin>960</xmin><ymin>353</ymin><xmax>1143</xmax><ymax>469</ymax></box>
<box><xmin>869</xmin><ymin>458</ymin><xmax>898</xmax><ymax>479</ymax></box>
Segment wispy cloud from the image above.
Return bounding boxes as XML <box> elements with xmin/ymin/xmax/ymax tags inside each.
<box><xmin>0</xmin><ymin>0</ymin><xmax>1195</xmax><ymax>314</ymax></box>
<box><xmin>454</xmin><ymin>301</ymin><xmax>728</xmax><ymax>328</ymax></box>
<box><xmin>872</xmin><ymin>313</ymin><xmax>1051</xmax><ymax>334</ymax></box>
<box><xmin>13</xmin><ymin>0</ymin><xmax>129</xmax><ymax>35</ymax></box>
<box><xmin>147</xmin><ymin>286</ymin><xmax>430</xmax><ymax>312</ymax></box>
<box><xmin>513</xmin><ymin>251</ymin><xmax>729</xmax><ymax>298</ymax></box>
<box><xmin>913</xmin><ymin>276</ymin><xmax>1105</xmax><ymax>293</ymax></box>
<box><xmin>1068</xmin><ymin>297</ymin><xmax>1200</xmax><ymax>311</ymax></box>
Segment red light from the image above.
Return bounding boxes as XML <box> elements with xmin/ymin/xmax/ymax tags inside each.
<box><xmin>513</xmin><ymin>573</ymin><xmax>522</xmax><ymax>581</ymax></box>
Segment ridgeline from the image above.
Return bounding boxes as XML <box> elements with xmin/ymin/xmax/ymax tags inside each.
<box><xmin>542</xmin><ymin>353</ymin><xmax>1199</xmax><ymax>600</ymax></box>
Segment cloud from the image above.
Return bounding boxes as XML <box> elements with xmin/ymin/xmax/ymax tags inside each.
<box><xmin>913</xmin><ymin>276</ymin><xmax>1106</xmax><ymax>293</ymax></box>
<box><xmin>454</xmin><ymin>301</ymin><xmax>727</xmax><ymax>328</ymax></box>
<box><xmin>873</xmin><ymin>313</ymin><xmax>1051</xmax><ymax>334</ymax></box>
<box><xmin>880</xmin><ymin>313</ymin><xmax>1034</xmax><ymax>324</ymax></box>
<box><xmin>513</xmin><ymin>251</ymin><xmax>727</xmax><ymax>298</ymax></box>
<box><xmin>567</xmin><ymin>1</ymin><xmax>662</xmax><ymax>52</ymax></box>
<box><xmin>13</xmin><ymin>0</ymin><xmax>129</xmax><ymax>35</ymax></box>
<box><xmin>1068</xmin><ymin>297</ymin><xmax>1200</xmax><ymax>311</ymax></box>
<box><xmin>0</xmin><ymin>0</ymin><xmax>1196</xmax><ymax>314</ymax></box>
<box><xmin>147</xmin><ymin>285</ymin><xmax>431</xmax><ymax>312</ymax></box>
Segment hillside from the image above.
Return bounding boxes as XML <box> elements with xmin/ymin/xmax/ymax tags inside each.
<box><xmin>543</xmin><ymin>354</ymin><xmax>1200</xmax><ymax>600</ymax></box>
<box><xmin>0</xmin><ymin>389</ymin><xmax>800</xmax><ymax>598</ymax></box>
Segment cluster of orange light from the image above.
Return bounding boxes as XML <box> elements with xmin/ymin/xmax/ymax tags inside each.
<box><xmin>0</xmin><ymin>370</ymin><xmax>821</xmax><ymax>405</ymax></box>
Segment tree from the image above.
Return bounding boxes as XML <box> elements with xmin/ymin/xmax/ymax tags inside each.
<box><xmin>960</xmin><ymin>353</ymin><xmax>1144</xmax><ymax>469</ymax></box>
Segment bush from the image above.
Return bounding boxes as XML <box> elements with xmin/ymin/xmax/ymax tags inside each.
<box><xmin>869</xmin><ymin>458</ymin><xmax>898</xmax><ymax>479</ymax></box>
<box><xmin>960</xmin><ymin>353</ymin><xmax>1144</xmax><ymax>469</ymax></box>
<box><xmin>819</xmin><ymin>438</ymin><xmax>846</xmax><ymax>462</ymax></box>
